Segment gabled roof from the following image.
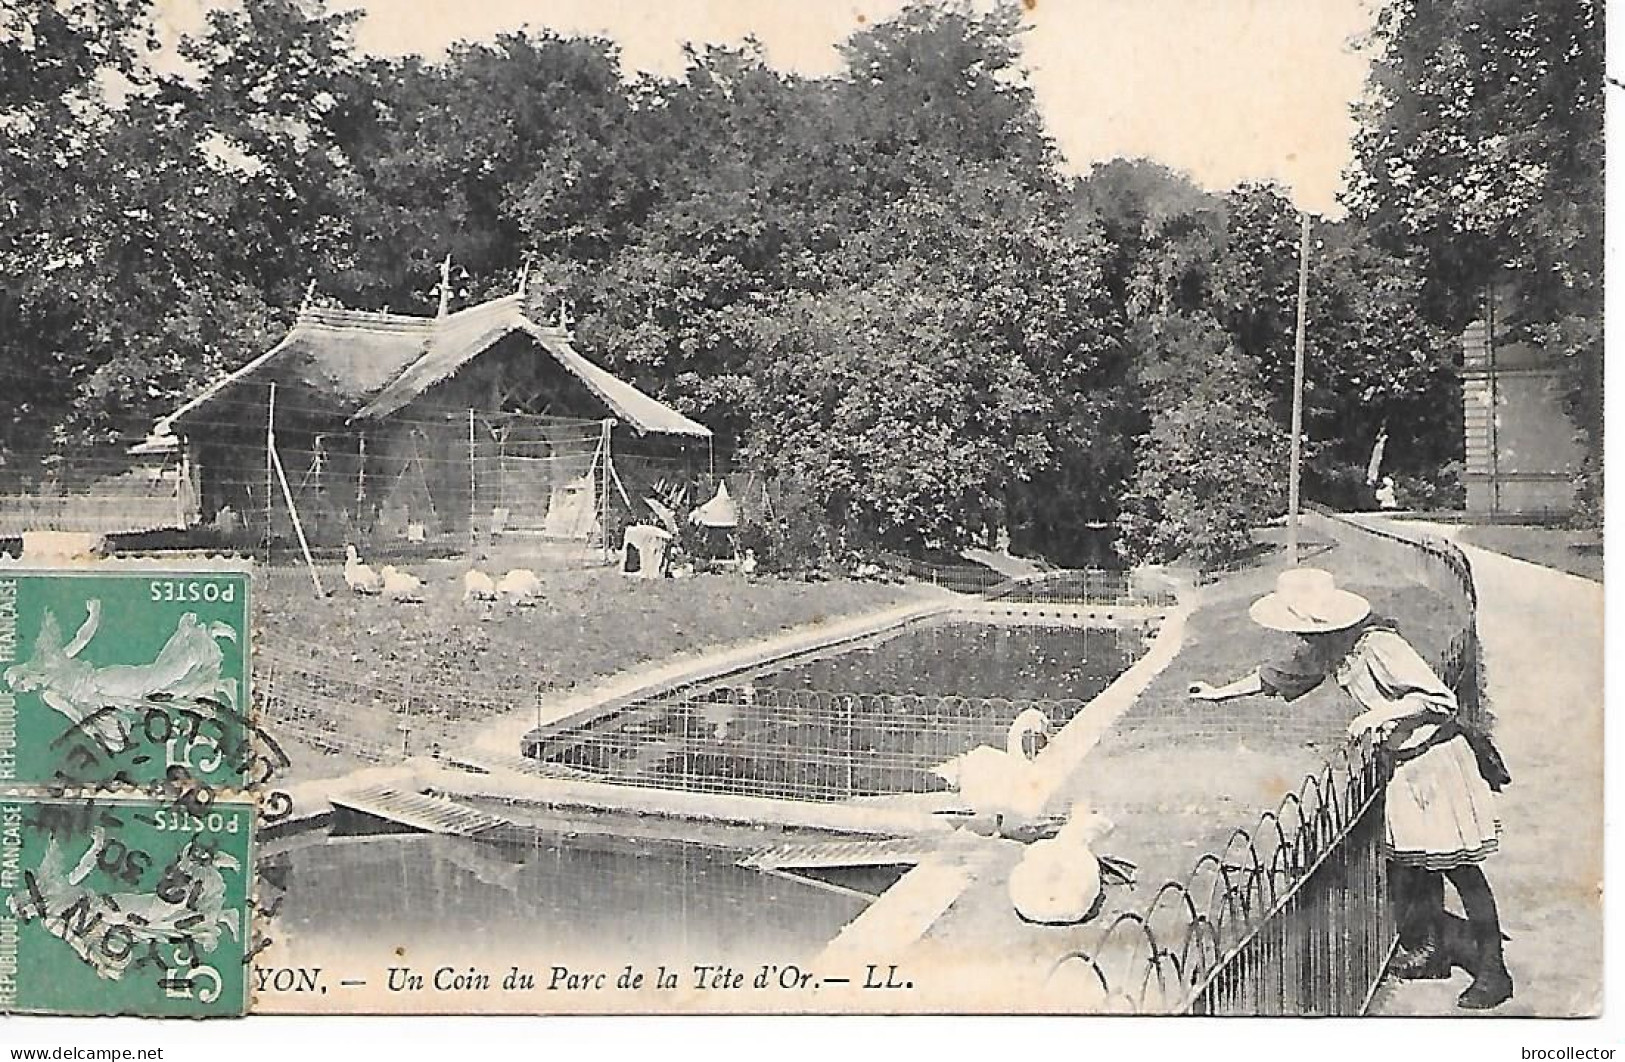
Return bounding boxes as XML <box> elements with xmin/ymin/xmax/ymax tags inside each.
<box><xmin>160</xmin><ymin>307</ymin><xmax>434</xmax><ymax>433</ymax></box>
<box><xmin>160</xmin><ymin>296</ymin><xmax>711</xmax><ymax>439</ymax></box>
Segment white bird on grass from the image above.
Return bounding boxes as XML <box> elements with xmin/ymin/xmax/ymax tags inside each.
<box><xmin>497</xmin><ymin>569</ymin><xmax>543</xmax><ymax>603</ymax></box>
<box><xmin>932</xmin><ymin>707</ymin><xmax>1054</xmax><ymax>833</ymax></box>
<box><xmin>1008</xmin><ymin>800</ymin><xmax>1137</xmax><ymax>926</ymax></box>
<box><xmin>343</xmin><ymin>545</ymin><xmax>383</xmax><ymax>596</ymax></box>
<box><xmin>379</xmin><ymin>565</ymin><xmax>424</xmax><ymax>603</ymax></box>
<box><xmin>462</xmin><ymin>569</ymin><xmax>499</xmax><ymax>604</ymax></box>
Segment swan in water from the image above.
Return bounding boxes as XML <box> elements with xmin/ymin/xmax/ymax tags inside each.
<box><xmin>931</xmin><ymin>707</ymin><xmax>1054</xmax><ymax>831</ymax></box>
<box><xmin>1008</xmin><ymin>800</ymin><xmax>1137</xmax><ymax>925</ymax></box>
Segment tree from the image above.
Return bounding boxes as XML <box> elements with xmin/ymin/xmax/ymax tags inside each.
<box><xmin>1072</xmin><ymin>159</ymin><xmax>1226</xmax><ymax>325</ymax></box>
<box><xmin>1116</xmin><ymin>314</ymin><xmax>1287</xmax><ymax>569</ymax></box>
<box><xmin>742</xmin><ymin>279</ymin><xmax>1050</xmax><ymax>552</ymax></box>
<box><xmin>341</xmin><ymin>30</ymin><xmax>651</xmax><ymax>310</ymax></box>
<box><xmin>1346</xmin><ymin>0</ymin><xmax>1603</xmax><ymax>517</ymax></box>
<box><xmin>1206</xmin><ymin>183</ymin><xmax>1462</xmax><ymax>506</ymax></box>
<box><xmin>0</xmin><ymin>0</ymin><xmax>281</xmax><ymax>452</ymax></box>
<box><xmin>570</xmin><ymin>2</ymin><xmax>1068</xmax><ymax>461</ymax></box>
<box><xmin>171</xmin><ymin>0</ymin><xmax>376</xmax><ymax>304</ymax></box>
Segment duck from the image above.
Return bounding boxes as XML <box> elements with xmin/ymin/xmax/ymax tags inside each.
<box><xmin>343</xmin><ymin>545</ymin><xmax>383</xmax><ymax>595</ymax></box>
<box><xmin>1008</xmin><ymin>800</ymin><xmax>1137</xmax><ymax>926</ymax></box>
<box><xmin>931</xmin><ymin>707</ymin><xmax>1053</xmax><ymax>831</ymax></box>
<box><xmin>462</xmin><ymin>568</ymin><xmax>499</xmax><ymax>604</ymax></box>
<box><xmin>497</xmin><ymin>569</ymin><xmax>543</xmax><ymax>603</ymax></box>
<box><xmin>379</xmin><ymin>565</ymin><xmax>424</xmax><ymax>603</ymax></box>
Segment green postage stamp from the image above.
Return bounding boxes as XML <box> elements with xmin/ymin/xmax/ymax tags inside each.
<box><xmin>0</xmin><ymin>563</ymin><xmax>256</xmax><ymax>1017</ymax></box>
<box><xmin>0</xmin><ymin>792</ymin><xmax>253</xmax><ymax>1016</ymax></box>
<box><xmin>0</xmin><ymin>567</ymin><xmax>252</xmax><ymax>790</ymax></box>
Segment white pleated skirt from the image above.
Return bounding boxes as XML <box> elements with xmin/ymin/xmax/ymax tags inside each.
<box><xmin>1383</xmin><ymin>734</ymin><xmax>1501</xmax><ymax>870</ymax></box>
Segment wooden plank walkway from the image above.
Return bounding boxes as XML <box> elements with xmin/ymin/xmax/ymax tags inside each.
<box><xmin>443</xmin><ymin>749</ymin><xmax>601</xmax><ymax>782</ymax></box>
<box><xmin>740</xmin><ymin>837</ymin><xmax>942</xmax><ymax>871</ymax></box>
<box><xmin>330</xmin><ymin>784</ymin><xmax>512</xmax><ymax>837</ymax></box>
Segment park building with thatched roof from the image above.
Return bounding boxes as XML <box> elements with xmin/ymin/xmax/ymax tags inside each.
<box><xmin>146</xmin><ymin>268</ymin><xmax>711</xmax><ymax>555</ymax></box>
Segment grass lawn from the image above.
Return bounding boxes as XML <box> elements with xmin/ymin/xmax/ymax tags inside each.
<box><xmin>1457</xmin><ymin>525</ymin><xmax>1603</xmax><ymax>583</ymax></box>
<box><xmin>922</xmin><ymin>539</ymin><xmax>1462</xmax><ymax>993</ymax></box>
<box><xmin>254</xmin><ymin>556</ymin><xmax>928</xmax><ymax>784</ymax></box>
<box><xmin>1068</xmin><ymin>544</ymin><xmax>1460</xmax><ymax>891</ymax></box>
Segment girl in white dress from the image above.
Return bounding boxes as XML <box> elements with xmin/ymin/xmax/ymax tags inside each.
<box><xmin>1188</xmin><ymin>567</ymin><xmax>1512</xmax><ymax>1010</ymax></box>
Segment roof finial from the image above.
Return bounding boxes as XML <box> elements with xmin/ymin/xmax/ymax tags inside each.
<box><xmin>300</xmin><ymin>278</ymin><xmax>317</xmax><ymax>316</ymax></box>
<box><xmin>438</xmin><ymin>254</ymin><xmax>453</xmax><ymax>318</ymax></box>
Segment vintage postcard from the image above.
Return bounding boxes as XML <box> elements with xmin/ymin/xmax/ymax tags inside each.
<box><xmin>0</xmin><ymin>0</ymin><xmax>1603</xmax><ymax>1028</ymax></box>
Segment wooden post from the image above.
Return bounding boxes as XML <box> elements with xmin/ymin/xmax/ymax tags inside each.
<box><xmin>468</xmin><ymin>408</ymin><xmax>477</xmax><ymax>549</ymax></box>
<box><xmin>1485</xmin><ymin>288</ymin><xmax>1501</xmax><ymax>516</ymax></box>
<box><xmin>582</xmin><ymin>436</ymin><xmax>603</xmax><ymax>557</ymax></box>
<box><xmin>176</xmin><ymin>444</ymin><xmax>191</xmax><ymax>528</ymax></box>
<box><xmin>1288</xmin><ymin>213</ymin><xmax>1310</xmax><ymax>566</ymax></box>
<box><xmin>265</xmin><ymin>383</ymin><xmax>276</xmax><ymax>549</ymax></box>
<box><xmin>599</xmin><ymin>419</ymin><xmax>613</xmax><ymax>563</ymax></box>
<box><xmin>271</xmin><ymin>441</ymin><xmax>325</xmax><ymax>597</ymax></box>
<box><xmin>265</xmin><ymin>385</ymin><xmax>324</xmax><ymax>596</ymax></box>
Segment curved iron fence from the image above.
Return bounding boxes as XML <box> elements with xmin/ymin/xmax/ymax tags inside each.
<box><xmin>1050</xmin><ymin>738</ymin><xmax>1390</xmax><ymax>1014</ymax></box>
<box><xmin>1049</xmin><ymin>509</ymin><xmax>1483</xmax><ymax>1014</ymax></box>
<box><xmin>1302</xmin><ymin>507</ymin><xmax>1485</xmax><ymax>727</ymax></box>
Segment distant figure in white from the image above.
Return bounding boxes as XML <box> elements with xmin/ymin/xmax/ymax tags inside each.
<box><xmin>1376</xmin><ymin>476</ymin><xmax>1399</xmax><ymax>511</ymax></box>
<box><xmin>1008</xmin><ymin>801</ymin><xmax>1135</xmax><ymax>925</ymax></box>
<box><xmin>2</xmin><ymin>600</ymin><xmax>238</xmax><ymax>752</ymax></box>
<box><xmin>932</xmin><ymin>706</ymin><xmax>1053</xmax><ymax>834</ymax></box>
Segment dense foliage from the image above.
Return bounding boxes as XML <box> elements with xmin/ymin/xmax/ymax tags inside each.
<box><xmin>0</xmin><ymin>0</ymin><xmax>1600</xmax><ymax>563</ymax></box>
<box><xmin>1346</xmin><ymin>0</ymin><xmax>1603</xmax><ymax>522</ymax></box>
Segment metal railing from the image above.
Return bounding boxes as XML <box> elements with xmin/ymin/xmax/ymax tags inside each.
<box><xmin>877</xmin><ymin>553</ymin><xmax>1179</xmax><ymax>608</ymax></box>
<box><xmin>1050</xmin><ymin>508</ymin><xmax>1481</xmax><ymax>1014</ymax></box>
<box><xmin>253</xmin><ymin>641</ymin><xmax>561</xmax><ymax>763</ymax></box>
<box><xmin>521</xmin><ymin>687</ymin><xmax>1097</xmax><ymax>803</ymax></box>
<box><xmin>983</xmin><ymin>569</ymin><xmax>1179</xmax><ymax>609</ymax></box>
<box><xmin>1302</xmin><ymin>507</ymin><xmax>1485</xmax><ymax>728</ymax></box>
<box><xmin>1052</xmin><ymin>738</ymin><xmax>1390</xmax><ymax>1014</ymax></box>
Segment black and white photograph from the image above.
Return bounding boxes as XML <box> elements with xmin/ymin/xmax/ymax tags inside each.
<box><xmin>0</xmin><ymin>0</ymin><xmax>1607</xmax><ymax>1038</ymax></box>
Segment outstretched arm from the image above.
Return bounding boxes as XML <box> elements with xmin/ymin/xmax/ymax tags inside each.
<box><xmin>1188</xmin><ymin>670</ymin><xmax>1264</xmax><ymax>702</ymax></box>
<box><xmin>62</xmin><ymin>600</ymin><xmax>101</xmax><ymax>659</ymax></box>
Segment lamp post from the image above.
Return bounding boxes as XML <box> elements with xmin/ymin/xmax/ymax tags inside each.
<box><xmin>1287</xmin><ymin>212</ymin><xmax>1311</xmax><ymax>566</ymax></box>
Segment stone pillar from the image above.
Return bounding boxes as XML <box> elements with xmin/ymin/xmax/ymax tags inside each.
<box><xmin>1459</xmin><ymin>301</ymin><xmax>1583</xmax><ymax>519</ymax></box>
<box><xmin>1460</xmin><ymin>320</ymin><xmax>1497</xmax><ymax>514</ymax></box>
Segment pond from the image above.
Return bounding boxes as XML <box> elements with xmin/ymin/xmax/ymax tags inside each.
<box><xmin>757</xmin><ymin>618</ymin><xmax>1142</xmax><ymax>700</ymax></box>
<box><xmin>527</xmin><ymin>618</ymin><xmax>1147</xmax><ymax>802</ymax></box>
<box><xmin>269</xmin><ymin>833</ymin><xmax>868</xmax><ymax>970</ymax></box>
<box><xmin>274</xmin><ymin>615</ymin><xmax>1151</xmax><ymax>979</ymax></box>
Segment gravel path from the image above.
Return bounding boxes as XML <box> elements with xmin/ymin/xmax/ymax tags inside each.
<box><xmin>1371</xmin><ymin>534</ymin><xmax>1604</xmax><ymax>1016</ymax></box>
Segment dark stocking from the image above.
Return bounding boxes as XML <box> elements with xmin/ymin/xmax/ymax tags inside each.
<box><xmin>1391</xmin><ymin>863</ymin><xmax>1444</xmax><ymax>946</ymax></box>
<box><xmin>1445</xmin><ymin>864</ymin><xmax>1497</xmax><ymax>925</ymax></box>
<box><xmin>1445</xmin><ymin>864</ymin><xmax>1513</xmax><ymax>1009</ymax></box>
<box><xmin>1388</xmin><ymin>863</ymin><xmax>1450</xmax><ymax>979</ymax></box>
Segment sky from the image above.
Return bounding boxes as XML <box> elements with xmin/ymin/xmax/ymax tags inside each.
<box><xmin>148</xmin><ymin>0</ymin><xmax>1382</xmax><ymax>216</ymax></box>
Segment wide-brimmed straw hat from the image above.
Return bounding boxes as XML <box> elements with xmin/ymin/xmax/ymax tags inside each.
<box><xmin>1248</xmin><ymin>567</ymin><xmax>1370</xmax><ymax>634</ymax></box>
